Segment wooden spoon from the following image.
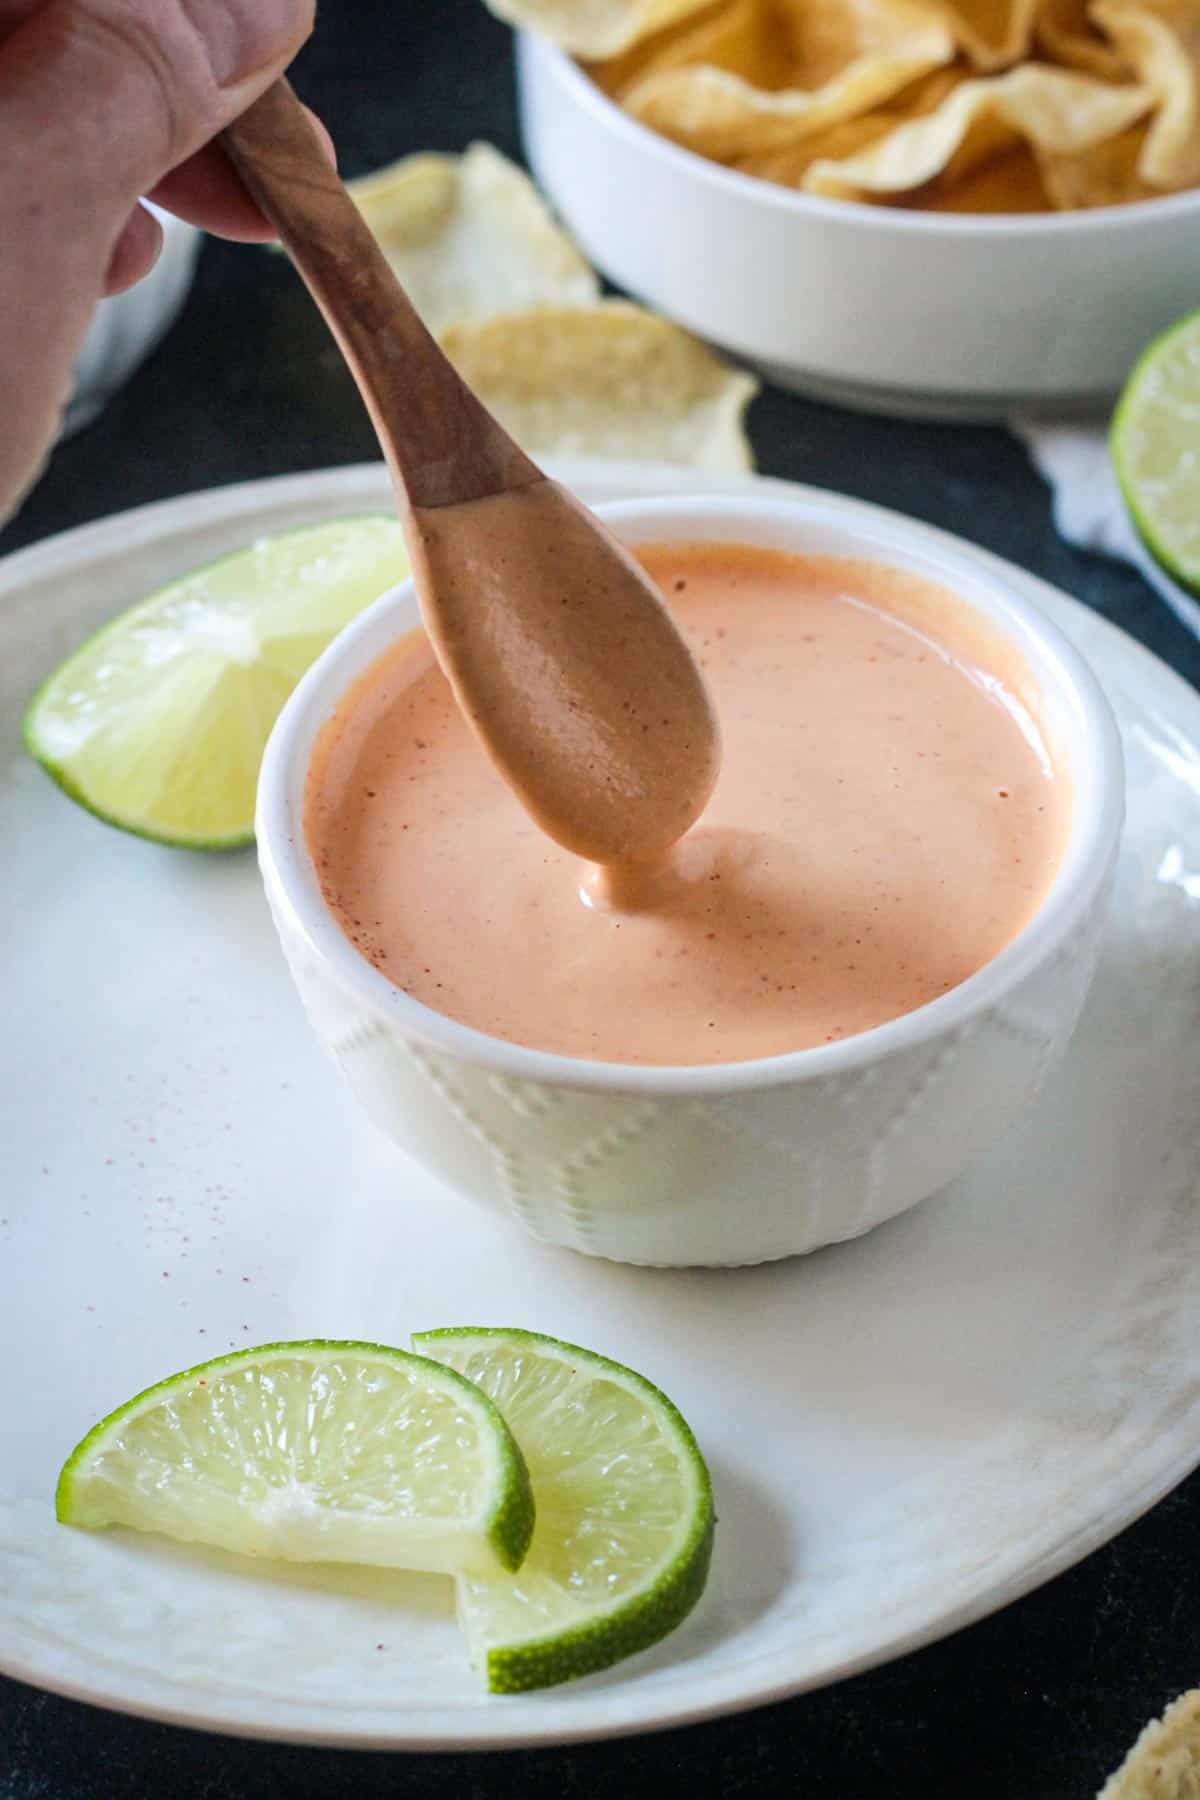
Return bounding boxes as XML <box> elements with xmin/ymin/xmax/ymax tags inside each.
<box><xmin>221</xmin><ymin>81</ymin><xmax>720</xmax><ymax>869</ymax></box>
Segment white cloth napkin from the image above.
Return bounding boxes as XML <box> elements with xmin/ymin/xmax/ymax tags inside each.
<box><xmin>1010</xmin><ymin>417</ymin><xmax>1200</xmax><ymax>641</ymax></box>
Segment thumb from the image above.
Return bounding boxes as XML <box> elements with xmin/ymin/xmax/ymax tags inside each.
<box><xmin>0</xmin><ymin>0</ymin><xmax>313</xmax><ymax>520</ymax></box>
<box><xmin>2</xmin><ymin>1</ymin><xmax>315</xmax><ymax>232</ymax></box>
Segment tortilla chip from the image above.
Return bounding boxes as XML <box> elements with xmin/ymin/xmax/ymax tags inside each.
<box><xmin>909</xmin><ymin>138</ymin><xmax>1055</xmax><ymax>201</ymax></box>
<box><xmin>616</xmin><ymin>0</ymin><xmax>956</xmax><ymax>158</ymax></box>
<box><xmin>1098</xmin><ymin>1690</ymin><xmax>1200</xmax><ymax>1799</ymax></box>
<box><xmin>1038</xmin><ymin>119</ymin><xmax>1157</xmax><ymax>198</ymax></box>
<box><xmin>1091</xmin><ymin>0</ymin><xmax>1200</xmax><ymax>184</ymax></box>
<box><xmin>590</xmin><ymin>0</ymin><xmax>782</xmax><ymax>100</ymax></box>
<box><xmin>1034</xmin><ymin>0</ymin><xmax>1130</xmax><ymax>79</ymax></box>
<box><xmin>437</xmin><ymin>301</ymin><xmax>758</xmax><ymax>468</ymax></box>
<box><xmin>737</xmin><ymin>79</ymin><xmax>1055</xmax><ymax>203</ymax></box>
<box><xmin>802</xmin><ymin>63</ymin><xmax>1152</xmax><ymax>195</ymax></box>
<box><xmin>346</xmin><ymin>144</ymin><xmax>598</xmax><ymax>335</ymax></box>
<box><xmin>733</xmin><ymin>110</ymin><xmax>918</xmax><ymax>181</ymax></box>
<box><xmin>728</xmin><ymin>67</ymin><xmax>963</xmax><ymax>181</ymax></box>
<box><xmin>934</xmin><ymin>0</ymin><xmax>1041</xmax><ymax>68</ymax></box>
<box><xmin>482</xmin><ymin>0</ymin><xmax>717</xmax><ymax>57</ymax></box>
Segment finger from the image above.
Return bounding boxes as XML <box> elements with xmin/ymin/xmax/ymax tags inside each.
<box><xmin>0</xmin><ymin>1</ymin><xmax>317</xmax><ymax>215</ymax></box>
<box><xmin>0</xmin><ymin>0</ymin><xmax>314</xmax><ymax>519</ymax></box>
<box><xmin>103</xmin><ymin>201</ymin><xmax>165</xmax><ymax>295</ymax></box>
<box><xmin>0</xmin><ymin>0</ymin><xmax>36</xmax><ymax>44</ymax></box>
<box><xmin>147</xmin><ymin>108</ymin><xmax>336</xmax><ymax>242</ymax></box>
<box><xmin>0</xmin><ymin>0</ymin><xmax>37</xmax><ymax>43</ymax></box>
<box><xmin>148</xmin><ymin>143</ymin><xmax>273</xmax><ymax>241</ymax></box>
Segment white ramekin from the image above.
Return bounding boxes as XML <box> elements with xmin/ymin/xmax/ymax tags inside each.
<box><xmin>257</xmin><ymin>494</ymin><xmax>1124</xmax><ymax>1266</ymax></box>
<box><xmin>516</xmin><ymin>31</ymin><xmax>1200</xmax><ymax>420</ymax></box>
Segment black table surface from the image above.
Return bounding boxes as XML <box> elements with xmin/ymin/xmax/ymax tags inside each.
<box><xmin>3</xmin><ymin>3</ymin><xmax>1199</xmax><ymax>1795</ymax></box>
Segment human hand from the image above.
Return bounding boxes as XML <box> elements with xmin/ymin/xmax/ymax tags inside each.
<box><xmin>0</xmin><ymin>0</ymin><xmax>321</xmax><ymax>521</ymax></box>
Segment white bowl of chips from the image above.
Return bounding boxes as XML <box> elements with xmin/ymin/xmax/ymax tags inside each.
<box><xmin>515</xmin><ymin>16</ymin><xmax>1200</xmax><ymax>418</ymax></box>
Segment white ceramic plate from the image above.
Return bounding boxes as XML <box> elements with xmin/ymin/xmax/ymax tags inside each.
<box><xmin>2</xmin><ymin>461</ymin><xmax>1199</xmax><ymax>1750</ymax></box>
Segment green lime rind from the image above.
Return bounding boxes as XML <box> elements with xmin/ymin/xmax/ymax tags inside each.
<box><xmin>482</xmin><ymin>1422</ymin><xmax>540</xmax><ymax>1579</ymax></box>
<box><xmin>1111</xmin><ymin>308</ymin><xmax>1200</xmax><ymax>596</ymax></box>
<box><xmin>24</xmin><ymin>514</ymin><xmax>407</xmax><ymax>850</ymax></box>
<box><xmin>17</xmin><ymin>726</ymin><xmax>255</xmax><ymax>852</ymax></box>
<box><xmin>483</xmin><ymin>1505</ymin><xmax>714</xmax><ymax>1695</ymax></box>
<box><xmin>57</xmin><ymin>1337</ymin><xmax>534</xmax><ymax>1577</ymax></box>
<box><xmin>415</xmin><ymin>1326</ymin><xmax>715</xmax><ymax>1694</ymax></box>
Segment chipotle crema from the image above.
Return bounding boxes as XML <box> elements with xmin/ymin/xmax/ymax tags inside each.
<box><xmin>305</xmin><ymin>543</ymin><xmax>1067</xmax><ymax>1066</ymax></box>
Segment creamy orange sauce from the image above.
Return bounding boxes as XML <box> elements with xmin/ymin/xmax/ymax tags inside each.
<box><xmin>306</xmin><ymin>544</ymin><xmax>1067</xmax><ymax>1066</ymax></box>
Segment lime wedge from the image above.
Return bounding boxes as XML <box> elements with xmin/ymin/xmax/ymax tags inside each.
<box><xmin>1112</xmin><ymin>309</ymin><xmax>1200</xmax><ymax>593</ymax></box>
<box><xmin>416</xmin><ymin>1328</ymin><xmax>714</xmax><ymax>1692</ymax></box>
<box><xmin>24</xmin><ymin>516</ymin><xmax>408</xmax><ymax>848</ymax></box>
<box><xmin>56</xmin><ymin>1340</ymin><xmax>534</xmax><ymax>1577</ymax></box>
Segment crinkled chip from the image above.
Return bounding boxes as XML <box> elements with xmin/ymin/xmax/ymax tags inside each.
<box><xmin>481</xmin><ymin>0</ymin><xmax>716</xmax><ymax>57</ymax></box>
<box><xmin>437</xmin><ymin>301</ymin><xmax>758</xmax><ymax>468</ymax></box>
<box><xmin>910</xmin><ymin>140</ymin><xmax>1054</xmax><ymax>204</ymax></box>
<box><xmin>1098</xmin><ymin>1689</ymin><xmax>1200</xmax><ymax>1799</ymax></box>
<box><xmin>590</xmin><ymin>0</ymin><xmax>786</xmax><ymax>103</ymax></box>
<box><xmin>727</xmin><ymin>68</ymin><xmax>961</xmax><ymax>180</ymax></box>
<box><xmin>934</xmin><ymin>0</ymin><xmax>1040</xmax><ymax>69</ymax></box>
<box><xmin>1038</xmin><ymin>120</ymin><xmax>1156</xmax><ymax>200</ymax></box>
<box><xmin>1091</xmin><ymin>0</ymin><xmax>1200</xmax><ymax>184</ymax></box>
<box><xmin>616</xmin><ymin>0</ymin><xmax>956</xmax><ymax>158</ymax></box>
<box><xmin>801</xmin><ymin>63</ymin><xmax>1152</xmax><ymax>195</ymax></box>
<box><xmin>1034</xmin><ymin>0</ymin><xmax>1130</xmax><ymax>80</ymax></box>
<box><xmin>733</xmin><ymin>111</ymin><xmax>922</xmax><ymax>183</ymax></box>
<box><xmin>346</xmin><ymin>143</ymin><xmax>598</xmax><ymax>334</ymax></box>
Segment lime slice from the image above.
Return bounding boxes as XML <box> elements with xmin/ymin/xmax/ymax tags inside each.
<box><xmin>416</xmin><ymin>1328</ymin><xmax>714</xmax><ymax>1693</ymax></box>
<box><xmin>24</xmin><ymin>515</ymin><xmax>408</xmax><ymax>848</ymax></box>
<box><xmin>56</xmin><ymin>1340</ymin><xmax>534</xmax><ymax>1577</ymax></box>
<box><xmin>1112</xmin><ymin>308</ymin><xmax>1200</xmax><ymax>593</ymax></box>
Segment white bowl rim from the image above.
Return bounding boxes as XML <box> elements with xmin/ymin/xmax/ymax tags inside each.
<box><xmin>521</xmin><ymin>28</ymin><xmax>1200</xmax><ymax>240</ymax></box>
<box><xmin>256</xmin><ymin>492</ymin><xmax>1124</xmax><ymax>1097</ymax></box>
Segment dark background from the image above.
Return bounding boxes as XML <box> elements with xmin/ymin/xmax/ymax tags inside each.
<box><xmin>3</xmin><ymin>2</ymin><xmax>1199</xmax><ymax>1795</ymax></box>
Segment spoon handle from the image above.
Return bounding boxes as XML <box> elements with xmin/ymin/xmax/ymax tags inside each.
<box><xmin>220</xmin><ymin>80</ymin><xmax>541</xmax><ymax>510</ymax></box>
